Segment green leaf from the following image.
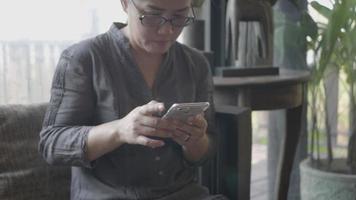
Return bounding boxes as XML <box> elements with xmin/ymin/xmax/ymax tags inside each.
<box><xmin>315</xmin><ymin>0</ymin><xmax>350</xmax><ymax>83</ymax></box>
<box><xmin>301</xmin><ymin>11</ymin><xmax>318</xmax><ymax>40</ymax></box>
<box><xmin>310</xmin><ymin>1</ymin><xmax>332</xmax><ymax>19</ymax></box>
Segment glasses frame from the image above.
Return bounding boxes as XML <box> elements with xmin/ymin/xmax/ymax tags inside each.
<box><xmin>130</xmin><ymin>0</ymin><xmax>196</xmax><ymax>28</ymax></box>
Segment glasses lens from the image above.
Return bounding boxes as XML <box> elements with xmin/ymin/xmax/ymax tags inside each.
<box><xmin>140</xmin><ymin>15</ymin><xmax>194</xmax><ymax>27</ymax></box>
<box><xmin>171</xmin><ymin>17</ymin><xmax>194</xmax><ymax>27</ymax></box>
<box><xmin>140</xmin><ymin>15</ymin><xmax>165</xmax><ymax>26</ymax></box>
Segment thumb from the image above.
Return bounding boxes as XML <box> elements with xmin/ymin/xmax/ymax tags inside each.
<box><xmin>147</xmin><ymin>100</ymin><xmax>158</xmax><ymax>105</ymax></box>
<box><xmin>140</xmin><ymin>101</ymin><xmax>165</xmax><ymax>116</ymax></box>
<box><xmin>136</xmin><ymin>135</ymin><xmax>165</xmax><ymax>148</ymax></box>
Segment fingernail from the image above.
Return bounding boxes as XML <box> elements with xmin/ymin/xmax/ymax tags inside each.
<box><xmin>153</xmin><ymin>141</ymin><xmax>165</xmax><ymax>148</ymax></box>
<box><xmin>174</xmin><ymin>129</ymin><xmax>182</xmax><ymax>135</ymax></box>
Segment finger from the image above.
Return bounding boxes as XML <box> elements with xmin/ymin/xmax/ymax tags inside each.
<box><xmin>169</xmin><ymin>121</ymin><xmax>187</xmax><ymax>143</ymax></box>
<box><xmin>171</xmin><ymin>132</ymin><xmax>186</xmax><ymax>145</ymax></box>
<box><xmin>187</xmin><ymin>114</ymin><xmax>207</xmax><ymax>129</ymax></box>
<box><xmin>172</xmin><ymin>119</ymin><xmax>196</xmax><ymax>134</ymax></box>
<box><xmin>139</xmin><ymin>126</ymin><xmax>173</xmax><ymax>138</ymax></box>
<box><xmin>173</xmin><ymin>120</ymin><xmax>194</xmax><ymax>134</ymax></box>
<box><xmin>172</xmin><ymin>125</ymin><xmax>195</xmax><ymax>141</ymax></box>
<box><xmin>174</xmin><ymin>121</ymin><xmax>205</xmax><ymax>140</ymax></box>
<box><xmin>147</xmin><ymin>100</ymin><xmax>158</xmax><ymax>105</ymax></box>
<box><xmin>155</xmin><ymin>118</ymin><xmax>177</xmax><ymax>131</ymax></box>
<box><xmin>139</xmin><ymin>102</ymin><xmax>165</xmax><ymax>116</ymax></box>
<box><xmin>136</xmin><ymin>135</ymin><xmax>165</xmax><ymax>148</ymax></box>
<box><xmin>172</xmin><ymin>131</ymin><xmax>193</xmax><ymax>146</ymax></box>
<box><xmin>133</xmin><ymin>116</ymin><xmax>175</xmax><ymax>138</ymax></box>
<box><xmin>187</xmin><ymin>113</ymin><xmax>205</xmax><ymax>120</ymax></box>
<box><xmin>139</xmin><ymin>116</ymin><xmax>176</xmax><ymax>133</ymax></box>
<box><xmin>139</xmin><ymin>115</ymin><xmax>160</xmax><ymax>127</ymax></box>
<box><xmin>175</xmin><ymin>125</ymin><xmax>195</xmax><ymax>136</ymax></box>
<box><xmin>133</xmin><ymin>120</ymin><xmax>172</xmax><ymax>138</ymax></box>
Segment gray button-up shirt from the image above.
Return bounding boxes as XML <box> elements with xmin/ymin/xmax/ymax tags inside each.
<box><xmin>39</xmin><ymin>23</ymin><xmax>217</xmax><ymax>200</ymax></box>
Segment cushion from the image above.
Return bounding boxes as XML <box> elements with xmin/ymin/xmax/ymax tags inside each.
<box><xmin>0</xmin><ymin>104</ymin><xmax>70</xmax><ymax>200</ymax></box>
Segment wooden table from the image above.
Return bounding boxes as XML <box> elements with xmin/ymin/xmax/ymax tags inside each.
<box><xmin>213</xmin><ymin>68</ymin><xmax>310</xmax><ymax>200</ymax></box>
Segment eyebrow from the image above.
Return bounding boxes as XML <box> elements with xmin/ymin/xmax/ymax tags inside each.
<box><xmin>146</xmin><ymin>5</ymin><xmax>190</xmax><ymax>13</ymax></box>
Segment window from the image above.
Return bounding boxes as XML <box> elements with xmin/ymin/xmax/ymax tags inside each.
<box><xmin>0</xmin><ymin>0</ymin><xmax>126</xmax><ymax>104</ymax></box>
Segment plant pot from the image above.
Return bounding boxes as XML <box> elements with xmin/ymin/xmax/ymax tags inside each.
<box><xmin>300</xmin><ymin>158</ymin><xmax>356</xmax><ymax>200</ymax></box>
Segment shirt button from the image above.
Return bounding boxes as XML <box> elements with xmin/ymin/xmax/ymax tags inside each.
<box><xmin>158</xmin><ymin>171</ymin><xmax>164</xmax><ymax>176</ymax></box>
<box><xmin>155</xmin><ymin>156</ymin><xmax>161</xmax><ymax>161</ymax></box>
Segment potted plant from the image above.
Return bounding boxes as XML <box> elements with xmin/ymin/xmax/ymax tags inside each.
<box><xmin>299</xmin><ymin>0</ymin><xmax>356</xmax><ymax>199</ymax></box>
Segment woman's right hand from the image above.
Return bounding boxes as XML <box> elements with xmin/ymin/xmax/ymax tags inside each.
<box><xmin>86</xmin><ymin>100</ymin><xmax>175</xmax><ymax>161</ymax></box>
<box><xmin>116</xmin><ymin>100</ymin><xmax>175</xmax><ymax>148</ymax></box>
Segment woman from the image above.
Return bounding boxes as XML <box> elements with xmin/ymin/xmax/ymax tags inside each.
<box><xmin>39</xmin><ymin>0</ymin><xmax>227</xmax><ymax>199</ymax></box>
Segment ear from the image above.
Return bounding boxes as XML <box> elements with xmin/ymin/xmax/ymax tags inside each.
<box><xmin>121</xmin><ymin>0</ymin><xmax>129</xmax><ymax>13</ymax></box>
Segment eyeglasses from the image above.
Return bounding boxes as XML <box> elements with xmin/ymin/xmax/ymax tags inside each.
<box><xmin>130</xmin><ymin>0</ymin><xmax>196</xmax><ymax>28</ymax></box>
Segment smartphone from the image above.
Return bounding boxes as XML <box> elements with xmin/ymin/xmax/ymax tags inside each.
<box><xmin>162</xmin><ymin>102</ymin><xmax>210</xmax><ymax>121</ymax></box>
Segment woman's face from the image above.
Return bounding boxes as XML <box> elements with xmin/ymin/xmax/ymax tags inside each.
<box><xmin>124</xmin><ymin>0</ymin><xmax>193</xmax><ymax>55</ymax></box>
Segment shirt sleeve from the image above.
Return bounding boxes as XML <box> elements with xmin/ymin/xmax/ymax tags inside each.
<box><xmin>38</xmin><ymin>46</ymin><xmax>96</xmax><ymax>168</ymax></box>
<box><xmin>184</xmin><ymin>50</ymin><xmax>217</xmax><ymax>167</ymax></box>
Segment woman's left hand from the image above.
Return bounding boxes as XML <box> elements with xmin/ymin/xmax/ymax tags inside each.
<box><xmin>170</xmin><ymin>114</ymin><xmax>208</xmax><ymax>146</ymax></box>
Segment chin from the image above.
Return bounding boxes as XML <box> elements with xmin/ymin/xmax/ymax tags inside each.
<box><xmin>146</xmin><ymin>44</ymin><xmax>172</xmax><ymax>54</ymax></box>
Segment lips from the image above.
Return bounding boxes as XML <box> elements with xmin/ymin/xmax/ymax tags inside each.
<box><xmin>150</xmin><ymin>40</ymin><xmax>173</xmax><ymax>52</ymax></box>
<box><xmin>153</xmin><ymin>40</ymin><xmax>172</xmax><ymax>48</ymax></box>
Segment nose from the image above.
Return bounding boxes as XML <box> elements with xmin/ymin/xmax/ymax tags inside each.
<box><xmin>157</xmin><ymin>22</ymin><xmax>174</xmax><ymax>35</ymax></box>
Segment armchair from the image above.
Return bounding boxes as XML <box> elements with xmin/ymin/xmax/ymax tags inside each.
<box><xmin>0</xmin><ymin>104</ymin><xmax>251</xmax><ymax>200</ymax></box>
<box><xmin>0</xmin><ymin>104</ymin><xmax>70</xmax><ymax>200</ymax></box>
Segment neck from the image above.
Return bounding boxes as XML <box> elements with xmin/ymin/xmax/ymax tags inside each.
<box><xmin>133</xmin><ymin>48</ymin><xmax>163</xmax><ymax>64</ymax></box>
<box><xmin>122</xmin><ymin>26</ymin><xmax>164</xmax><ymax>64</ymax></box>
